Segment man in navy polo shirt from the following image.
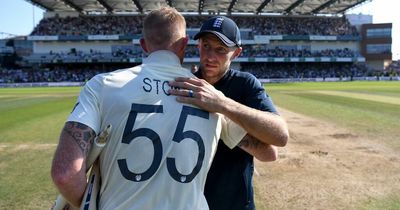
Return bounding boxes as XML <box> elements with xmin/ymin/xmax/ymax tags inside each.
<box><xmin>169</xmin><ymin>16</ymin><xmax>289</xmax><ymax>210</ymax></box>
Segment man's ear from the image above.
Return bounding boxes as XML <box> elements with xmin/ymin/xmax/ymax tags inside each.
<box><xmin>180</xmin><ymin>36</ymin><xmax>189</xmax><ymax>52</ymax></box>
<box><xmin>140</xmin><ymin>38</ymin><xmax>149</xmax><ymax>53</ymax></box>
<box><xmin>175</xmin><ymin>36</ymin><xmax>189</xmax><ymax>55</ymax></box>
<box><xmin>231</xmin><ymin>47</ymin><xmax>242</xmax><ymax>60</ymax></box>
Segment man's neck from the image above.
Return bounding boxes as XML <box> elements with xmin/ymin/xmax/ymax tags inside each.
<box><xmin>205</xmin><ymin>77</ymin><xmax>219</xmax><ymax>85</ymax></box>
<box><xmin>199</xmin><ymin>68</ymin><xmax>230</xmax><ymax>85</ymax></box>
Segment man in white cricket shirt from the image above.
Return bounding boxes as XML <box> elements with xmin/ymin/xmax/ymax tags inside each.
<box><xmin>51</xmin><ymin>7</ymin><xmax>246</xmax><ymax>210</ymax></box>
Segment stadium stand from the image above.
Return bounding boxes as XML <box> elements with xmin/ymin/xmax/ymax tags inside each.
<box><xmin>29</xmin><ymin>15</ymin><xmax>358</xmax><ymax>37</ymax></box>
<box><xmin>1</xmin><ymin>0</ymin><xmax>397</xmax><ymax>84</ymax></box>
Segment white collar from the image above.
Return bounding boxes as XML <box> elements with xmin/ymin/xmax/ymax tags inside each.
<box><xmin>143</xmin><ymin>50</ymin><xmax>181</xmax><ymax>67</ymax></box>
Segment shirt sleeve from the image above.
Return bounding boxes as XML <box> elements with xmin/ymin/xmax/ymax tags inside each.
<box><xmin>67</xmin><ymin>75</ymin><xmax>103</xmax><ymax>134</ymax></box>
<box><xmin>220</xmin><ymin>115</ymin><xmax>247</xmax><ymax>149</ymax></box>
<box><xmin>244</xmin><ymin>74</ymin><xmax>278</xmax><ymax>114</ymax></box>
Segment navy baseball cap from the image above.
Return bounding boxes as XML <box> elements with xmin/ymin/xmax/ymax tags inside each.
<box><xmin>194</xmin><ymin>16</ymin><xmax>241</xmax><ymax>47</ymax></box>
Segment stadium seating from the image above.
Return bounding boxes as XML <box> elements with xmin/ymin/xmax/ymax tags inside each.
<box><xmin>4</xmin><ymin>14</ymin><xmax>389</xmax><ymax>83</ymax></box>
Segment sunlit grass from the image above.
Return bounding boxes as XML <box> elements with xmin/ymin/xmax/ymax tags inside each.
<box><xmin>1</xmin><ymin>82</ymin><xmax>399</xmax><ymax>209</ymax></box>
<box><xmin>265</xmin><ymin>81</ymin><xmax>400</xmax><ymax>149</ymax></box>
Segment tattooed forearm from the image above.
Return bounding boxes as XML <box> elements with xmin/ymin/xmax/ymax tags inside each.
<box><xmin>63</xmin><ymin>121</ymin><xmax>96</xmax><ymax>156</ymax></box>
<box><xmin>238</xmin><ymin>134</ymin><xmax>278</xmax><ymax>161</ymax></box>
<box><xmin>238</xmin><ymin>134</ymin><xmax>262</xmax><ymax>150</ymax></box>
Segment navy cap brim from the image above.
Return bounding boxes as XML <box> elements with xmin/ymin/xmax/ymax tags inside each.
<box><xmin>194</xmin><ymin>31</ymin><xmax>238</xmax><ymax>47</ymax></box>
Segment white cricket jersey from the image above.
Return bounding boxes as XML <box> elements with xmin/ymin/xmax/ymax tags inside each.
<box><xmin>68</xmin><ymin>50</ymin><xmax>246</xmax><ymax>210</ymax></box>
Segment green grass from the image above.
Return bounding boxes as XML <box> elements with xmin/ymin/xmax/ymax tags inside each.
<box><xmin>0</xmin><ymin>87</ymin><xmax>80</xmax><ymax>209</ymax></box>
<box><xmin>0</xmin><ymin>87</ymin><xmax>80</xmax><ymax>144</ymax></box>
<box><xmin>265</xmin><ymin>81</ymin><xmax>400</xmax><ymax>149</ymax></box>
<box><xmin>0</xmin><ymin>145</ymin><xmax>57</xmax><ymax>210</ymax></box>
<box><xmin>0</xmin><ymin>82</ymin><xmax>399</xmax><ymax>209</ymax></box>
<box><xmin>358</xmin><ymin>194</ymin><xmax>400</xmax><ymax>210</ymax></box>
<box><xmin>263</xmin><ymin>81</ymin><xmax>400</xmax><ymax>210</ymax></box>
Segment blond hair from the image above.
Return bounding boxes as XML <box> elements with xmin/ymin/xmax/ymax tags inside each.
<box><xmin>143</xmin><ymin>7</ymin><xmax>186</xmax><ymax>49</ymax></box>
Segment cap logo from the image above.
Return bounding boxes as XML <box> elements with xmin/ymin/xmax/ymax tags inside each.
<box><xmin>213</xmin><ymin>17</ymin><xmax>224</xmax><ymax>28</ymax></box>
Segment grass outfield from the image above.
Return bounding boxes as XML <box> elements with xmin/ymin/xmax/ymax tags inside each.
<box><xmin>0</xmin><ymin>87</ymin><xmax>80</xmax><ymax>209</ymax></box>
<box><xmin>0</xmin><ymin>81</ymin><xmax>399</xmax><ymax>209</ymax></box>
<box><xmin>263</xmin><ymin>81</ymin><xmax>400</xmax><ymax>210</ymax></box>
<box><xmin>265</xmin><ymin>81</ymin><xmax>400</xmax><ymax>150</ymax></box>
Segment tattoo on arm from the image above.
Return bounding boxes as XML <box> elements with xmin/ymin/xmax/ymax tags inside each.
<box><xmin>238</xmin><ymin>134</ymin><xmax>262</xmax><ymax>150</ymax></box>
<box><xmin>63</xmin><ymin>122</ymin><xmax>96</xmax><ymax>156</ymax></box>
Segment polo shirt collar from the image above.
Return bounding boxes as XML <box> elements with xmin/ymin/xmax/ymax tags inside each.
<box><xmin>143</xmin><ymin>50</ymin><xmax>181</xmax><ymax>67</ymax></box>
<box><xmin>195</xmin><ymin>68</ymin><xmax>232</xmax><ymax>87</ymax></box>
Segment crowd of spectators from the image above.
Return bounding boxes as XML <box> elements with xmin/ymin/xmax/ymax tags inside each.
<box><xmin>31</xmin><ymin>15</ymin><xmax>358</xmax><ymax>37</ymax></box>
<box><xmin>23</xmin><ymin>46</ymin><xmax>359</xmax><ymax>63</ymax></box>
<box><xmin>112</xmin><ymin>46</ymin><xmax>143</xmax><ymax>58</ymax></box>
<box><xmin>0</xmin><ymin>66</ymin><xmax>111</xmax><ymax>83</ymax></box>
<box><xmin>382</xmin><ymin>59</ymin><xmax>400</xmax><ymax>77</ymax></box>
<box><xmin>240</xmin><ymin>62</ymin><xmax>370</xmax><ymax>79</ymax></box>
<box><xmin>2</xmin><ymin>14</ymin><xmax>374</xmax><ymax>83</ymax></box>
<box><xmin>115</xmin><ymin>45</ymin><xmax>360</xmax><ymax>59</ymax></box>
<box><xmin>1</xmin><ymin>62</ymin><xmax>374</xmax><ymax>83</ymax></box>
<box><xmin>31</xmin><ymin>16</ymin><xmax>143</xmax><ymax>36</ymax></box>
<box><xmin>236</xmin><ymin>46</ymin><xmax>358</xmax><ymax>58</ymax></box>
<box><xmin>185</xmin><ymin>16</ymin><xmax>358</xmax><ymax>36</ymax></box>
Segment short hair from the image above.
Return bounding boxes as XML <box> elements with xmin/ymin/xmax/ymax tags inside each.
<box><xmin>143</xmin><ymin>7</ymin><xmax>186</xmax><ymax>48</ymax></box>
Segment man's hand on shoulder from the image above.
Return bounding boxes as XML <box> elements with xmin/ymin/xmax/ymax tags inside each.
<box><xmin>168</xmin><ymin>77</ymin><xmax>228</xmax><ymax>113</ymax></box>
